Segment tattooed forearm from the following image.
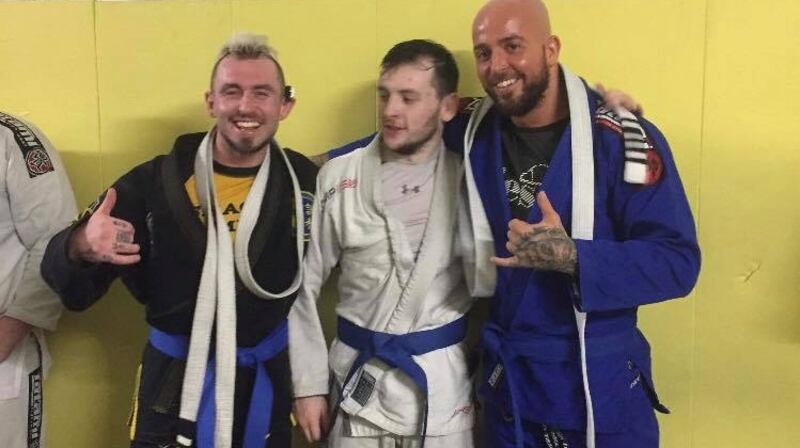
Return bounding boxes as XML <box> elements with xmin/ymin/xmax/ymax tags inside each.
<box><xmin>513</xmin><ymin>226</ymin><xmax>577</xmax><ymax>275</ymax></box>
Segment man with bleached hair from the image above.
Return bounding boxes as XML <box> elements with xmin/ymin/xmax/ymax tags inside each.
<box><xmin>42</xmin><ymin>33</ymin><xmax>318</xmax><ymax>448</ymax></box>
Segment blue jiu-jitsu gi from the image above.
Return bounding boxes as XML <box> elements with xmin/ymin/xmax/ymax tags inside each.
<box><xmin>442</xmin><ymin>67</ymin><xmax>700</xmax><ymax>448</ymax></box>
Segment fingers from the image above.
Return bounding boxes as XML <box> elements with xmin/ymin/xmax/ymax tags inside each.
<box><xmin>96</xmin><ymin>188</ymin><xmax>117</xmax><ymax>215</ymax></box>
<box><xmin>506</xmin><ymin>219</ymin><xmax>529</xmax><ymax>246</ymax></box>
<box><xmin>112</xmin><ymin>242</ymin><xmax>140</xmax><ymax>255</ymax></box>
<box><xmin>112</xmin><ymin>217</ymin><xmax>135</xmax><ymax>234</ymax></box>
<box><xmin>598</xmin><ymin>85</ymin><xmax>643</xmax><ymax>116</ymax></box>
<box><xmin>594</xmin><ymin>83</ymin><xmax>607</xmax><ymax>95</ymax></box>
<box><xmin>320</xmin><ymin>406</ymin><xmax>331</xmax><ymax>437</ymax></box>
<box><xmin>104</xmin><ymin>253</ymin><xmax>142</xmax><ymax>266</ymax></box>
<box><xmin>535</xmin><ymin>191</ymin><xmax>561</xmax><ymax>225</ymax></box>
<box><xmin>490</xmin><ymin>255</ymin><xmax>520</xmax><ymax>267</ymax></box>
<box><xmin>294</xmin><ymin>396</ymin><xmax>329</xmax><ymax>443</ymax></box>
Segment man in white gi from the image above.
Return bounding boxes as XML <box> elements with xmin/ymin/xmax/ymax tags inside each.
<box><xmin>0</xmin><ymin>111</ymin><xmax>77</xmax><ymax>448</ymax></box>
<box><xmin>290</xmin><ymin>40</ymin><xmax>475</xmax><ymax>447</ymax></box>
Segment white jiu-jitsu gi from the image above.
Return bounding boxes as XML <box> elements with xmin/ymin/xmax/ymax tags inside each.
<box><xmin>0</xmin><ymin>111</ymin><xmax>77</xmax><ymax>448</ymax></box>
<box><xmin>289</xmin><ymin>135</ymin><xmax>476</xmax><ymax>438</ymax></box>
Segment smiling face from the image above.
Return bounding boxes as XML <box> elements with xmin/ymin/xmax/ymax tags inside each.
<box><xmin>377</xmin><ymin>61</ymin><xmax>456</xmax><ymax>157</ymax></box>
<box><xmin>205</xmin><ymin>55</ymin><xmax>293</xmax><ymax>164</ymax></box>
<box><xmin>472</xmin><ymin>0</ymin><xmax>560</xmax><ymax>118</ymax></box>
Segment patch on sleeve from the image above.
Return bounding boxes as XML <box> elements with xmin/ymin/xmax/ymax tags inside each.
<box><xmin>597</xmin><ymin>106</ymin><xmax>663</xmax><ymax>185</ymax></box>
<box><xmin>0</xmin><ymin>112</ymin><xmax>54</xmax><ymax>178</ymax></box>
<box><xmin>28</xmin><ymin>366</ymin><xmax>43</xmax><ymax>448</ymax></box>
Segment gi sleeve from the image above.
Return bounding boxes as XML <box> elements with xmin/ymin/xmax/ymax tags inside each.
<box><xmin>289</xmin><ymin>167</ymin><xmax>341</xmax><ymax>398</ymax></box>
<box><xmin>41</xmin><ymin>164</ymin><xmax>151</xmax><ymax>311</ymax></box>
<box><xmin>574</xmin><ymin>119</ymin><xmax>701</xmax><ymax>312</ymax></box>
<box><xmin>3</xmin><ymin>121</ymin><xmax>77</xmax><ymax>331</ymax></box>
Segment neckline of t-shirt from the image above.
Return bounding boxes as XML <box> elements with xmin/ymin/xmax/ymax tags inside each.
<box><xmin>508</xmin><ymin>116</ymin><xmax>570</xmax><ymax>134</ymax></box>
<box><xmin>212</xmin><ymin>161</ymin><xmax>259</xmax><ymax>178</ymax></box>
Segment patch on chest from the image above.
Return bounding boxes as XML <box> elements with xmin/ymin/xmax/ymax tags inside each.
<box><xmin>321</xmin><ymin>177</ymin><xmax>358</xmax><ymax>208</ymax></box>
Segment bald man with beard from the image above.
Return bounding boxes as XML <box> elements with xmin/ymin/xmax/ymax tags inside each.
<box><xmin>456</xmin><ymin>1</ymin><xmax>699</xmax><ymax>447</ymax></box>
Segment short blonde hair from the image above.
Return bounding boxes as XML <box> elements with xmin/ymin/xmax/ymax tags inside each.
<box><xmin>209</xmin><ymin>32</ymin><xmax>286</xmax><ymax>89</ymax></box>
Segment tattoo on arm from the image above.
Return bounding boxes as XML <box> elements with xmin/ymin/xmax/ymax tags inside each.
<box><xmin>514</xmin><ymin>227</ymin><xmax>577</xmax><ymax>275</ymax></box>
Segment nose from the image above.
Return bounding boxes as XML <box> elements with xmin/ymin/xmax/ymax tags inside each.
<box><xmin>489</xmin><ymin>50</ymin><xmax>509</xmax><ymax>74</ymax></box>
<box><xmin>237</xmin><ymin>91</ymin><xmax>258</xmax><ymax>114</ymax></box>
<box><xmin>381</xmin><ymin>94</ymin><xmax>402</xmax><ymax>118</ymax></box>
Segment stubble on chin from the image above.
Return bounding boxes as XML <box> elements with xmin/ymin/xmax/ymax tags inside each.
<box><xmin>222</xmin><ymin>133</ymin><xmax>270</xmax><ymax>155</ymax></box>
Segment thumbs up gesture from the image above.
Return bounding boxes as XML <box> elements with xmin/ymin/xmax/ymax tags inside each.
<box><xmin>67</xmin><ymin>188</ymin><xmax>141</xmax><ymax>265</ymax></box>
<box><xmin>490</xmin><ymin>191</ymin><xmax>577</xmax><ymax>275</ymax></box>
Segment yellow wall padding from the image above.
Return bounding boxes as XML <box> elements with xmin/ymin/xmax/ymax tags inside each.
<box><xmin>1</xmin><ymin>0</ymin><xmax>798</xmax><ymax>446</ymax></box>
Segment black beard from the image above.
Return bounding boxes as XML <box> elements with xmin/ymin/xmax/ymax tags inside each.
<box><xmin>489</xmin><ymin>66</ymin><xmax>550</xmax><ymax>117</ymax></box>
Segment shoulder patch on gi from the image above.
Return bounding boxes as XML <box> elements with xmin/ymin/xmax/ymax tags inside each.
<box><xmin>0</xmin><ymin>112</ymin><xmax>55</xmax><ymax>178</ymax></box>
<box><xmin>596</xmin><ymin>106</ymin><xmax>663</xmax><ymax>186</ymax></box>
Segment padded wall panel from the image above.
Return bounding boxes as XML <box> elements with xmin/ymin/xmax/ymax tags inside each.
<box><xmin>694</xmin><ymin>0</ymin><xmax>800</xmax><ymax>446</ymax></box>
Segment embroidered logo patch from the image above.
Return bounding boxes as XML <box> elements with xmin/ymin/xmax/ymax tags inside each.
<box><xmin>0</xmin><ymin>112</ymin><xmax>55</xmax><ymax>178</ymax></box>
<box><xmin>541</xmin><ymin>424</ymin><xmax>569</xmax><ymax>448</ymax></box>
<box><xmin>301</xmin><ymin>191</ymin><xmax>314</xmax><ymax>242</ymax></box>
<box><xmin>28</xmin><ymin>367</ymin><xmax>43</xmax><ymax>448</ymax></box>
<box><xmin>321</xmin><ymin>177</ymin><xmax>358</xmax><ymax>208</ymax></box>
<box><xmin>488</xmin><ymin>363</ymin><xmax>504</xmax><ymax>388</ymax></box>
<box><xmin>350</xmin><ymin>370</ymin><xmax>375</xmax><ymax>406</ymax></box>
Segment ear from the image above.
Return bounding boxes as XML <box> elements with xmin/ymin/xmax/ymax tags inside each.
<box><xmin>440</xmin><ymin>93</ymin><xmax>459</xmax><ymax>123</ymax></box>
<box><xmin>204</xmin><ymin>90</ymin><xmax>216</xmax><ymax>117</ymax></box>
<box><xmin>545</xmin><ymin>34</ymin><xmax>561</xmax><ymax>67</ymax></box>
<box><xmin>279</xmin><ymin>97</ymin><xmax>296</xmax><ymax>121</ymax></box>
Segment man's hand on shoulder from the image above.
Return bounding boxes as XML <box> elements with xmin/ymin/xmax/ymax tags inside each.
<box><xmin>491</xmin><ymin>192</ymin><xmax>577</xmax><ymax>275</ymax></box>
<box><xmin>293</xmin><ymin>395</ymin><xmax>330</xmax><ymax>443</ymax></box>
<box><xmin>595</xmin><ymin>83</ymin><xmax>643</xmax><ymax>115</ymax></box>
<box><xmin>67</xmin><ymin>188</ymin><xmax>141</xmax><ymax>265</ymax></box>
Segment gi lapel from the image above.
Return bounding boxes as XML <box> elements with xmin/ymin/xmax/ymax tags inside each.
<box><xmin>460</xmin><ymin>98</ymin><xmax>498</xmax><ymax>298</ymax></box>
<box><xmin>246</xmin><ymin>142</ymin><xmax>285</xmax><ymax>267</ymax></box>
<box><xmin>563</xmin><ymin>66</ymin><xmax>597</xmax><ymax>448</ymax></box>
<box><xmin>162</xmin><ymin>133</ymin><xmax>208</xmax><ymax>261</ymax></box>
<box><xmin>358</xmin><ymin>136</ymin><xmax>409</xmax><ymax>318</ymax></box>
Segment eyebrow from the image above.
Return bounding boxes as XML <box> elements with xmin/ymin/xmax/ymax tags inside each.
<box><xmin>474</xmin><ymin>33</ymin><xmax>526</xmax><ymax>50</ymax></box>
<box><xmin>499</xmin><ymin>34</ymin><xmax>525</xmax><ymax>44</ymax></box>
<box><xmin>377</xmin><ymin>86</ymin><xmax>422</xmax><ymax>96</ymax></box>
<box><xmin>219</xmin><ymin>83</ymin><xmax>276</xmax><ymax>91</ymax></box>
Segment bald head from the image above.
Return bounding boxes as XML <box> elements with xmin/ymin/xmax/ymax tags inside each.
<box><xmin>473</xmin><ymin>0</ymin><xmax>551</xmax><ymax>43</ymax></box>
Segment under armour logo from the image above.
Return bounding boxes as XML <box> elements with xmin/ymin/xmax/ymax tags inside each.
<box><xmin>401</xmin><ymin>185</ymin><xmax>421</xmax><ymax>195</ymax></box>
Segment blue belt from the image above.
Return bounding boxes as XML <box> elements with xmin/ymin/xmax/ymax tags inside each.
<box><xmin>481</xmin><ymin>323</ymin><xmax>635</xmax><ymax>448</ymax></box>
<box><xmin>148</xmin><ymin>320</ymin><xmax>288</xmax><ymax>448</ymax></box>
<box><xmin>337</xmin><ymin>316</ymin><xmax>467</xmax><ymax>440</ymax></box>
